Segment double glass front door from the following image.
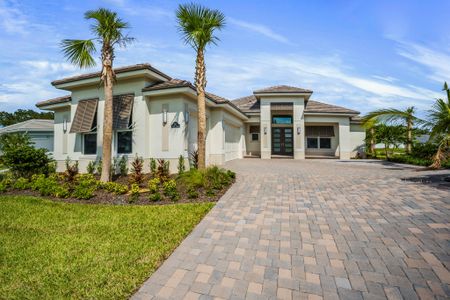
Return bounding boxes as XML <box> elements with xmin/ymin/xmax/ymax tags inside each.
<box><xmin>272</xmin><ymin>127</ymin><xmax>293</xmax><ymax>155</ymax></box>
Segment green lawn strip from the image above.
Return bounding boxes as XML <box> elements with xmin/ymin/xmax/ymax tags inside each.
<box><xmin>0</xmin><ymin>196</ymin><xmax>214</xmax><ymax>299</ymax></box>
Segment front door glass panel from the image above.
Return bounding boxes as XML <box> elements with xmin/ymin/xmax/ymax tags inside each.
<box><xmin>272</xmin><ymin>127</ymin><xmax>293</xmax><ymax>155</ymax></box>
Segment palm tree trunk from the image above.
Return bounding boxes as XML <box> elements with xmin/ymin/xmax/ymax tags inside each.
<box><xmin>370</xmin><ymin>127</ymin><xmax>375</xmax><ymax>156</ymax></box>
<box><xmin>406</xmin><ymin>119</ymin><xmax>412</xmax><ymax>154</ymax></box>
<box><xmin>195</xmin><ymin>48</ymin><xmax>206</xmax><ymax>169</ymax></box>
<box><xmin>384</xmin><ymin>143</ymin><xmax>389</xmax><ymax>159</ymax></box>
<box><xmin>100</xmin><ymin>49</ymin><xmax>114</xmax><ymax>182</ymax></box>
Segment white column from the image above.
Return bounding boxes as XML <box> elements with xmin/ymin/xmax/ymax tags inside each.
<box><xmin>338</xmin><ymin>118</ymin><xmax>351</xmax><ymax>159</ymax></box>
<box><xmin>260</xmin><ymin>99</ymin><xmax>271</xmax><ymax>159</ymax></box>
<box><xmin>293</xmin><ymin>98</ymin><xmax>305</xmax><ymax>159</ymax></box>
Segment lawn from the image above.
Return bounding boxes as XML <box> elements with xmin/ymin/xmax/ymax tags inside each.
<box><xmin>0</xmin><ymin>196</ymin><xmax>214</xmax><ymax>299</ymax></box>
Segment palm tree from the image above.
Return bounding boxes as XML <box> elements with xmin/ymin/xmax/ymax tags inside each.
<box><xmin>428</xmin><ymin>82</ymin><xmax>450</xmax><ymax>169</ymax></box>
<box><xmin>362</xmin><ymin>106</ymin><xmax>420</xmax><ymax>154</ymax></box>
<box><xmin>176</xmin><ymin>3</ymin><xmax>225</xmax><ymax>169</ymax></box>
<box><xmin>61</xmin><ymin>8</ymin><xmax>133</xmax><ymax>182</ymax></box>
<box><xmin>362</xmin><ymin>119</ymin><xmax>377</xmax><ymax>157</ymax></box>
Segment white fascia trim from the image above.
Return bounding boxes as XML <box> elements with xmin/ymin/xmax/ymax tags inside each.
<box><xmin>36</xmin><ymin>102</ymin><xmax>71</xmax><ymax>111</ymax></box>
<box><xmin>253</xmin><ymin>92</ymin><xmax>312</xmax><ymax>98</ymax></box>
<box><xmin>304</xmin><ymin>112</ymin><xmax>359</xmax><ymax>117</ymax></box>
<box><xmin>54</xmin><ymin>69</ymin><xmax>167</xmax><ymax>90</ymax></box>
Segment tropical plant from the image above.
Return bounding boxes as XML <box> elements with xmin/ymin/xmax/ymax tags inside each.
<box><xmin>362</xmin><ymin>119</ymin><xmax>377</xmax><ymax>157</ymax></box>
<box><xmin>72</xmin><ymin>174</ymin><xmax>98</xmax><ymax>199</ymax></box>
<box><xmin>0</xmin><ymin>132</ymin><xmax>32</xmax><ymax>153</ymax></box>
<box><xmin>61</xmin><ymin>8</ymin><xmax>133</xmax><ymax>182</ymax></box>
<box><xmin>148</xmin><ymin>177</ymin><xmax>160</xmax><ymax>194</ymax></box>
<box><xmin>176</xmin><ymin>3</ymin><xmax>225</xmax><ymax>169</ymax></box>
<box><xmin>427</xmin><ymin>82</ymin><xmax>450</xmax><ymax>169</ymax></box>
<box><xmin>177</xmin><ymin>155</ymin><xmax>186</xmax><ymax>175</ymax></box>
<box><xmin>149</xmin><ymin>158</ymin><xmax>157</xmax><ymax>176</ymax></box>
<box><xmin>118</xmin><ymin>155</ymin><xmax>128</xmax><ymax>176</ymax></box>
<box><xmin>362</xmin><ymin>106</ymin><xmax>421</xmax><ymax>154</ymax></box>
<box><xmin>86</xmin><ymin>161</ymin><xmax>96</xmax><ymax>174</ymax></box>
<box><xmin>64</xmin><ymin>157</ymin><xmax>79</xmax><ymax>182</ymax></box>
<box><xmin>374</xmin><ymin>124</ymin><xmax>406</xmax><ymax>159</ymax></box>
<box><xmin>129</xmin><ymin>183</ymin><xmax>140</xmax><ymax>203</ymax></box>
<box><xmin>129</xmin><ymin>155</ymin><xmax>144</xmax><ymax>184</ymax></box>
<box><xmin>156</xmin><ymin>159</ymin><xmax>170</xmax><ymax>181</ymax></box>
<box><xmin>189</xmin><ymin>149</ymin><xmax>199</xmax><ymax>169</ymax></box>
<box><xmin>163</xmin><ymin>179</ymin><xmax>179</xmax><ymax>201</ymax></box>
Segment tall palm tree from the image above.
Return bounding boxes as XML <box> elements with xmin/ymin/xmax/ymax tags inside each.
<box><xmin>362</xmin><ymin>106</ymin><xmax>419</xmax><ymax>154</ymax></box>
<box><xmin>61</xmin><ymin>8</ymin><xmax>133</xmax><ymax>182</ymax></box>
<box><xmin>428</xmin><ymin>82</ymin><xmax>450</xmax><ymax>169</ymax></box>
<box><xmin>176</xmin><ymin>3</ymin><xmax>225</xmax><ymax>169</ymax></box>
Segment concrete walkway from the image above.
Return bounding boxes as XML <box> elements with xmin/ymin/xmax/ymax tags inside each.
<box><xmin>133</xmin><ymin>159</ymin><xmax>450</xmax><ymax>300</ymax></box>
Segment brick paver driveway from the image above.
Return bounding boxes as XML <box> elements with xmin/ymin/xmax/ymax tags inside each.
<box><xmin>133</xmin><ymin>159</ymin><xmax>450</xmax><ymax>300</ymax></box>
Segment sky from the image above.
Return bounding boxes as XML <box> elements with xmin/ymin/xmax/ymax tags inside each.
<box><xmin>0</xmin><ymin>0</ymin><xmax>449</xmax><ymax>117</ymax></box>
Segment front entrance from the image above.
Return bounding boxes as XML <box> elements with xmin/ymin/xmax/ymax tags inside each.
<box><xmin>271</xmin><ymin>127</ymin><xmax>293</xmax><ymax>156</ymax></box>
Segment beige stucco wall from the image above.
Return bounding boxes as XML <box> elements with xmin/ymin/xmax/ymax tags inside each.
<box><xmin>349</xmin><ymin>124</ymin><xmax>366</xmax><ymax>157</ymax></box>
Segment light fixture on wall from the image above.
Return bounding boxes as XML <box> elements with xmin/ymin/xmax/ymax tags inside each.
<box><xmin>63</xmin><ymin>119</ymin><xmax>67</xmax><ymax>132</ymax></box>
<box><xmin>184</xmin><ymin>110</ymin><xmax>189</xmax><ymax>124</ymax></box>
<box><xmin>162</xmin><ymin>109</ymin><xmax>168</xmax><ymax>125</ymax></box>
<box><xmin>264</xmin><ymin>127</ymin><xmax>267</xmax><ymax>135</ymax></box>
<box><xmin>297</xmin><ymin>127</ymin><xmax>301</xmax><ymax>135</ymax></box>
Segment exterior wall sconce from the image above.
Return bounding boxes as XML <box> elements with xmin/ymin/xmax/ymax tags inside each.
<box><xmin>297</xmin><ymin>127</ymin><xmax>301</xmax><ymax>135</ymax></box>
<box><xmin>63</xmin><ymin>119</ymin><xmax>67</xmax><ymax>132</ymax></box>
<box><xmin>264</xmin><ymin>127</ymin><xmax>267</xmax><ymax>135</ymax></box>
<box><xmin>162</xmin><ymin>109</ymin><xmax>168</xmax><ymax>125</ymax></box>
<box><xmin>184</xmin><ymin>111</ymin><xmax>189</xmax><ymax>124</ymax></box>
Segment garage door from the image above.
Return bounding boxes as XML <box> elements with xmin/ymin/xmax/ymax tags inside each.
<box><xmin>224</xmin><ymin>123</ymin><xmax>240</xmax><ymax>161</ymax></box>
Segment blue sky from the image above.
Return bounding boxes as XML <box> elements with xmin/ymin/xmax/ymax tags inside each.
<box><xmin>0</xmin><ymin>0</ymin><xmax>449</xmax><ymax>117</ymax></box>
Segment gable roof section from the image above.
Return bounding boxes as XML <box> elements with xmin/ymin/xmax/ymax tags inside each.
<box><xmin>36</xmin><ymin>95</ymin><xmax>71</xmax><ymax>108</ymax></box>
<box><xmin>254</xmin><ymin>85</ymin><xmax>313</xmax><ymax>94</ymax></box>
<box><xmin>51</xmin><ymin>63</ymin><xmax>171</xmax><ymax>86</ymax></box>
<box><xmin>142</xmin><ymin>79</ymin><xmax>246</xmax><ymax>117</ymax></box>
<box><xmin>232</xmin><ymin>95</ymin><xmax>359</xmax><ymax>115</ymax></box>
<box><xmin>0</xmin><ymin>119</ymin><xmax>54</xmax><ymax>134</ymax></box>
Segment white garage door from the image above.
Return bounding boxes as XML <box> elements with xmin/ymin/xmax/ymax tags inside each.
<box><xmin>224</xmin><ymin>123</ymin><xmax>240</xmax><ymax>162</ymax></box>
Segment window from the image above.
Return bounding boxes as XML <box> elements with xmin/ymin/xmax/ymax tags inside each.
<box><xmin>82</xmin><ymin>111</ymin><xmax>97</xmax><ymax>155</ymax></box>
<box><xmin>117</xmin><ymin>131</ymin><xmax>132</xmax><ymax>154</ymax></box>
<box><xmin>251</xmin><ymin>133</ymin><xmax>259</xmax><ymax>141</ymax></box>
<box><xmin>319</xmin><ymin>138</ymin><xmax>331</xmax><ymax>149</ymax></box>
<box><xmin>272</xmin><ymin>115</ymin><xmax>292</xmax><ymax>124</ymax></box>
<box><xmin>307</xmin><ymin>137</ymin><xmax>318</xmax><ymax>149</ymax></box>
<box><xmin>307</xmin><ymin>137</ymin><xmax>332</xmax><ymax>149</ymax></box>
<box><xmin>83</xmin><ymin>133</ymin><xmax>97</xmax><ymax>154</ymax></box>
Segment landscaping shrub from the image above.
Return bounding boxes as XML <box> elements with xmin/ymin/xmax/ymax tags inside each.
<box><xmin>148</xmin><ymin>178</ymin><xmax>160</xmax><ymax>194</ymax></box>
<box><xmin>86</xmin><ymin>161</ymin><xmax>96</xmax><ymax>174</ymax></box>
<box><xmin>72</xmin><ymin>174</ymin><xmax>97</xmax><ymax>199</ymax></box>
<box><xmin>149</xmin><ymin>192</ymin><xmax>161</xmax><ymax>202</ymax></box>
<box><xmin>100</xmin><ymin>181</ymin><xmax>128</xmax><ymax>195</ymax></box>
<box><xmin>178</xmin><ymin>169</ymin><xmax>205</xmax><ymax>189</ymax></box>
<box><xmin>12</xmin><ymin>178</ymin><xmax>30</xmax><ymax>190</ymax></box>
<box><xmin>186</xmin><ymin>186</ymin><xmax>199</xmax><ymax>199</ymax></box>
<box><xmin>130</xmin><ymin>156</ymin><xmax>144</xmax><ymax>185</ymax></box>
<box><xmin>388</xmin><ymin>155</ymin><xmax>432</xmax><ymax>166</ymax></box>
<box><xmin>177</xmin><ymin>155</ymin><xmax>185</xmax><ymax>175</ymax></box>
<box><xmin>118</xmin><ymin>156</ymin><xmax>128</xmax><ymax>176</ymax></box>
<box><xmin>156</xmin><ymin>159</ymin><xmax>170</xmax><ymax>181</ymax></box>
<box><xmin>163</xmin><ymin>179</ymin><xmax>179</xmax><ymax>201</ymax></box>
<box><xmin>30</xmin><ymin>174</ymin><xmax>70</xmax><ymax>198</ymax></box>
<box><xmin>149</xmin><ymin>158</ymin><xmax>157</xmax><ymax>176</ymax></box>
<box><xmin>411</xmin><ymin>143</ymin><xmax>438</xmax><ymax>160</ymax></box>
<box><xmin>64</xmin><ymin>157</ymin><xmax>79</xmax><ymax>182</ymax></box>
<box><xmin>129</xmin><ymin>183</ymin><xmax>140</xmax><ymax>203</ymax></box>
<box><xmin>96</xmin><ymin>159</ymin><xmax>102</xmax><ymax>175</ymax></box>
<box><xmin>0</xmin><ymin>181</ymin><xmax>6</xmax><ymax>193</ymax></box>
<box><xmin>1</xmin><ymin>141</ymin><xmax>53</xmax><ymax>178</ymax></box>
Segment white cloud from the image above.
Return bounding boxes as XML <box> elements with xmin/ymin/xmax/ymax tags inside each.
<box><xmin>395</xmin><ymin>41</ymin><xmax>450</xmax><ymax>83</ymax></box>
<box><xmin>0</xmin><ymin>0</ymin><xmax>28</xmax><ymax>35</ymax></box>
<box><xmin>229</xmin><ymin>18</ymin><xmax>291</xmax><ymax>45</ymax></box>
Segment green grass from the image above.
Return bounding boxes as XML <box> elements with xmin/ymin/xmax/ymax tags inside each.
<box><xmin>0</xmin><ymin>196</ymin><xmax>214</xmax><ymax>299</ymax></box>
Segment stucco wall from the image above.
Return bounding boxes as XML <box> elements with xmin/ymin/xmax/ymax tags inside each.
<box><xmin>349</xmin><ymin>124</ymin><xmax>366</xmax><ymax>157</ymax></box>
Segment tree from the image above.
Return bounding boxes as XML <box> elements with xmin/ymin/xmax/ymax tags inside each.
<box><xmin>362</xmin><ymin>119</ymin><xmax>377</xmax><ymax>156</ymax></box>
<box><xmin>61</xmin><ymin>8</ymin><xmax>133</xmax><ymax>182</ymax></box>
<box><xmin>0</xmin><ymin>109</ymin><xmax>53</xmax><ymax>127</ymax></box>
<box><xmin>428</xmin><ymin>82</ymin><xmax>450</xmax><ymax>169</ymax></box>
<box><xmin>362</xmin><ymin>107</ymin><xmax>421</xmax><ymax>154</ymax></box>
<box><xmin>176</xmin><ymin>3</ymin><xmax>225</xmax><ymax>169</ymax></box>
<box><xmin>374</xmin><ymin>124</ymin><xmax>406</xmax><ymax>159</ymax></box>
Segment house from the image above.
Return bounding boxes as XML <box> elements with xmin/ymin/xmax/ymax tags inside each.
<box><xmin>0</xmin><ymin>119</ymin><xmax>54</xmax><ymax>152</ymax></box>
<box><xmin>36</xmin><ymin>63</ymin><xmax>365</xmax><ymax>173</ymax></box>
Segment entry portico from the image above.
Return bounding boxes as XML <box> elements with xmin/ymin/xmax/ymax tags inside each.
<box><xmin>234</xmin><ymin>85</ymin><xmax>364</xmax><ymax>159</ymax></box>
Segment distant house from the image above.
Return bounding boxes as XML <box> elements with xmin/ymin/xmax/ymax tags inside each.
<box><xmin>0</xmin><ymin>119</ymin><xmax>54</xmax><ymax>152</ymax></box>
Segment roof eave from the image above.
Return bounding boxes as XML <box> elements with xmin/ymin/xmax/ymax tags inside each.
<box><xmin>36</xmin><ymin>101</ymin><xmax>71</xmax><ymax>110</ymax></box>
<box><xmin>253</xmin><ymin>91</ymin><xmax>312</xmax><ymax>100</ymax></box>
<box><xmin>304</xmin><ymin>112</ymin><xmax>360</xmax><ymax>116</ymax></box>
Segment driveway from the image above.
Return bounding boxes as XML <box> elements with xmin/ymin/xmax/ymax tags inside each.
<box><xmin>133</xmin><ymin>159</ymin><xmax>450</xmax><ymax>300</ymax></box>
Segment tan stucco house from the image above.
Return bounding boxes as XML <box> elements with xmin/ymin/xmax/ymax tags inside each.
<box><xmin>36</xmin><ymin>63</ymin><xmax>365</xmax><ymax>172</ymax></box>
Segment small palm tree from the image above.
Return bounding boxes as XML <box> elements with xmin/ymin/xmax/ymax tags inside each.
<box><xmin>362</xmin><ymin>119</ymin><xmax>377</xmax><ymax>157</ymax></box>
<box><xmin>61</xmin><ymin>8</ymin><xmax>133</xmax><ymax>182</ymax></box>
<box><xmin>428</xmin><ymin>82</ymin><xmax>450</xmax><ymax>169</ymax></box>
<box><xmin>362</xmin><ymin>106</ymin><xmax>420</xmax><ymax>154</ymax></box>
<box><xmin>176</xmin><ymin>3</ymin><xmax>225</xmax><ymax>169</ymax></box>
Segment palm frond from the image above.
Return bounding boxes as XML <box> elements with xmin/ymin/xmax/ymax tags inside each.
<box><xmin>176</xmin><ymin>3</ymin><xmax>225</xmax><ymax>51</ymax></box>
<box><xmin>85</xmin><ymin>8</ymin><xmax>132</xmax><ymax>47</ymax></box>
<box><xmin>61</xmin><ymin>39</ymin><xmax>96</xmax><ymax>68</ymax></box>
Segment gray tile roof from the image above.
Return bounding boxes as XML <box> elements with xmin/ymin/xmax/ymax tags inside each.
<box><xmin>51</xmin><ymin>63</ymin><xmax>171</xmax><ymax>86</ymax></box>
<box><xmin>254</xmin><ymin>85</ymin><xmax>313</xmax><ymax>94</ymax></box>
<box><xmin>0</xmin><ymin>119</ymin><xmax>54</xmax><ymax>134</ymax></box>
<box><xmin>232</xmin><ymin>95</ymin><xmax>359</xmax><ymax>115</ymax></box>
<box><xmin>36</xmin><ymin>95</ymin><xmax>71</xmax><ymax>108</ymax></box>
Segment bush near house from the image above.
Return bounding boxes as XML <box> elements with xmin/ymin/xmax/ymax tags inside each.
<box><xmin>0</xmin><ymin>154</ymin><xmax>236</xmax><ymax>205</ymax></box>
